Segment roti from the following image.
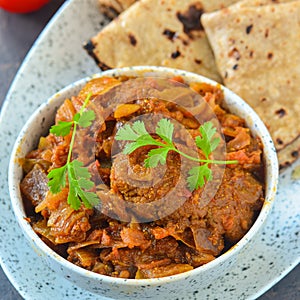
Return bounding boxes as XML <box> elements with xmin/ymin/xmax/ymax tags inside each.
<box><xmin>98</xmin><ymin>0</ymin><xmax>137</xmax><ymax>18</ymax></box>
<box><xmin>85</xmin><ymin>0</ymin><xmax>241</xmax><ymax>83</ymax></box>
<box><xmin>202</xmin><ymin>1</ymin><xmax>300</xmax><ymax>168</ymax></box>
<box><xmin>97</xmin><ymin>0</ymin><xmax>241</xmax><ymax>18</ymax></box>
<box><xmin>277</xmin><ymin>136</ymin><xmax>300</xmax><ymax>170</ymax></box>
<box><xmin>235</xmin><ymin>0</ymin><xmax>294</xmax><ymax>7</ymax></box>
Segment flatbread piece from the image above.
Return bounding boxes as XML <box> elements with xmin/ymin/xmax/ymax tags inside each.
<box><xmin>97</xmin><ymin>0</ymin><xmax>241</xmax><ymax>18</ymax></box>
<box><xmin>85</xmin><ymin>0</ymin><xmax>241</xmax><ymax>82</ymax></box>
<box><xmin>235</xmin><ymin>0</ymin><xmax>294</xmax><ymax>7</ymax></box>
<box><xmin>202</xmin><ymin>1</ymin><xmax>300</xmax><ymax>168</ymax></box>
<box><xmin>98</xmin><ymin>0</ymin><xmax>137</xmax><ymax>18</ymax></box>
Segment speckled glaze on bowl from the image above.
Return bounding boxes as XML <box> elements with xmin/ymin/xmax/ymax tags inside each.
<box><xmin>8</xmin><ymin>66</ymin><xmax>278</xmax><ymax>299</ymax></box>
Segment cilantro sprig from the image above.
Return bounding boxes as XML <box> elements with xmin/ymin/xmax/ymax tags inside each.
<box><xmin>47</xmin><ymin>94</ymin><xmax>99</xmax><ymax>210</ymax></box>
<box><xmin>115</xmin><ymin>119</ymin><xmax>238</xmax><ymax>191</ymax></box>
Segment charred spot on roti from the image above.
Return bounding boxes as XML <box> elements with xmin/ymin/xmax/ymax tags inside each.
<box><xmin>98</xmin><ymin>0</ymin><xmax>138</xmax><ymax>18</ymax></box>
<box><xmin>267</xmin><ymin>52</ymin><xmax>273</xmax><ymax>59</ymax></box>
<box><xmin>182</xmin><ymin>39</ymin><xmax>189</xmax><ymax>46</ymax></box>
<box><xmin>232</xmin><ymin>64</ymin><xmax>238</xmax><ymax>70</ymax></box>
<box><xmin>278</xmin><ymin>135</ymin><xmax>300</xmax><ymax>171</ymax></box>
<box><xmin>163</xmin><ymin>29</ymin><xmax>177</xmax><ymax>41</ymax></box>
<box><xmin>83</xmin><ymin>40</ymin><xmax>95</xmax><ymax>52</ymax></box>
<box><xmin>275</xmin><ymin>108</ymin><xmax>286</xmax><ymax>118</ymax></box>
<box><xmin>228</xmin><ymin>47</ymin><xmax>241</xmax><ymax>60</ymax></box>
<box><xmin>194</xmin><ymin>59</ymin><xmax>202</xmax><ymax>64</ymax></box>
<box><xmin>103</xmin><ymin>6</ymin><xmax>120</xmax><ymax>19</ymax></box>
<box><xmin>279</xmin><ymin>161</ymin><xmax>291</xmax><ymax>171</ymax></box>
<box><xmin>249</xmin><ymin>50</ymin><xmax>254</xmax><ymax>58</ymax></box>
<box><xmin>97</xmin><ymin>61</ymin><xmax>112</xmax><ymax>71</ymax></box>
<box><xmin>260</xmin><ymin>97</ymin><xmax>267</xmax><ymax>102</ymax></box>
<box><xmin>265</xmin><ymin>28</ymin><xmax>269</xmax><ymax>38</ymax></box>
<box><xmin>83</xmin><ymin>40</ymin><xmax>101</xmax><ymax>65</ymax></box>
<box><xmin>128</xmin><ymin>33</ymin><xmax>137</xmax><ymax>46</ymax></box>
<box><xmin>229</xmin><ymin>38</ymin><xmax>236</xmax><ymax>45</ymax></box>
<box><xmin>171</xmin><ymin>50</ymin><xmax>181</xmax><ymax>59</ymax></box>
<box><xmin>246</xmin><ymin>24</ymin><xmax>253</xmax><ymax>34</ymax></box>
<box><xmin>277</xmin><ymin>138</ymin><xmax>284</xmax><ymax>145</ymax></box>
<box><xmin>176</xmin><ymin>3</ymin><xmax>204</xmax><ymax>37</ymax></box>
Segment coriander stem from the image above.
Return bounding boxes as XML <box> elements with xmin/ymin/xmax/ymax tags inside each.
<box><xmin>173</xmin><ymin>148</ymin><xmax>238</xmax><ymax>165</ymax></box>
<box><xmin>67</xmin><ymin>92</ymin><xmax>92</xmax><ymax>164</ymax></box>
<box><xmin>67</xmin><ymin>122</ymin><xmax>77</xmax><ymax>164</ymax></box>
<box><xmin>79</xmin><ymin>93</ymin><xmax>92</xmax><ymax>114</ymax></box>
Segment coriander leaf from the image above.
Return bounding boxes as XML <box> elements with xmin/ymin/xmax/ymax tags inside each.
<box><xmin>144</xmin><ymin>147</ymin><xmax>170</xmax><ymax>168</ymax></box>
<box><xmin>67</xmin><ymin>160</ymin><xmax>99</xmax><ymax>210</ymax></box>
<box><xmin>73</xmin><ymin>113</ymin><xmax>80</xmax><ymax>123</ymax></box>
<box><xmin>47</xmin><ymin>93</ymin><xmax>100</xmax><ymax>210</ymax></box>
<box><xmin>202</xmin><ymin>122</ymin><xmax>216</xmax><ymax>140</ymax></box>
<box><xmin>115</xmin><ymin>123</ymin><xmax>140</xmax><ymax>141</ymax></box>
<box><xmin>68</xmin><ymin>183</ymin><xmax>81</xmax><ymax>210</ymax></box>
<box><xmin>137</xmin><ymin>134</ymin><xmax>161</xmax><ymax>145</ymax></box>
<box><xmin>210</xmin><ymin>136</ymin><xmax>221</xmax><ymax>152</ymax></box>
<box><xmin>50</xmin><ymin>121</ymin><xmax>73</xmax><ymax>137</ymax></box>
<box><xmin>132</xmin><ymin>120</ymin><xmax>148</xmax><ymax>136</ymax></box>
<box><xmin>78</xmin><ymin>190</ymin><xmax>99</xmax><ymax>208</ymax></box>
<box><xmin>77</xmin><ymin>178</ymin><xmax>94</xmax><ymax>190</ymax></box>
<box><xmin>71</xmin><ymin>160</ymin><xmax>90</xmax><ymax>179</ymax></box>
<box><xmin>122</xmin><ymin>135</ymin><xmax>163</xmax><ymax>155</ymax></box>
<box><xmin>195</xmin><ymin>135</ymin><xmax>209</xmax><ymax>158</ymax></box>
<box><xmin>115</xmin><ymin>121</ymin><xmax>154</xmax><ymax>142</ymax></box>
<box><xmin>195</xmin><ymin>121</ymin><xmax>220</xmax><ymax>159</ymax></box>
<box><xmin>187</xmin><ymin>164</ymin><xmax>212</xmax><ymax>191</ymax></box>
<box><xmin>123</xmin><ymin>142</ymin><xmax>142</xmax><ymax>155</ymax></box>
<box><xmin>78</xmin><ymin>110</ymin><xmax>96</xmax><ymax>128</ymax></box>
<box><xmin>116</xmin><ymin>121</ymin><xmax>165</xmax><ymax>155</ymax></box>
<box><xmin>156</xmin><ymin>119</ymin><xmax>174</xmax><ymax>144</ymax></box>
<box><xmin>47</xmin><ymin>165</ymin><xmax>67</xmax><ymax>194</ymax></box>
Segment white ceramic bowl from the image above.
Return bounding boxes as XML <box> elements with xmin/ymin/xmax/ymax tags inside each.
<box><xmin>9</xmin><ymin>66</ymin><xmax>278</xmax><ymax>299</ymax></box>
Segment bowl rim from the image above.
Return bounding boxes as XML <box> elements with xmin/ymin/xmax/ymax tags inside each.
<box><xmin>8</xmin><ymin>66</ymin><xmax>279</xmax><ymax>286</ymax></box>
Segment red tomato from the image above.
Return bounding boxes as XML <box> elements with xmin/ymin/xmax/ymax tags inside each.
<box><xmin>0</xmin><ymin>0</ymin><xmax>50</xmax><ymax>13</ymax></box>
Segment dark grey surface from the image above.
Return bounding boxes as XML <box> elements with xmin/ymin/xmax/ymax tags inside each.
<box><xmin>0</xmin><ymin>1</ymin><xmax>299</xmax><ymax>299</ymax></box>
